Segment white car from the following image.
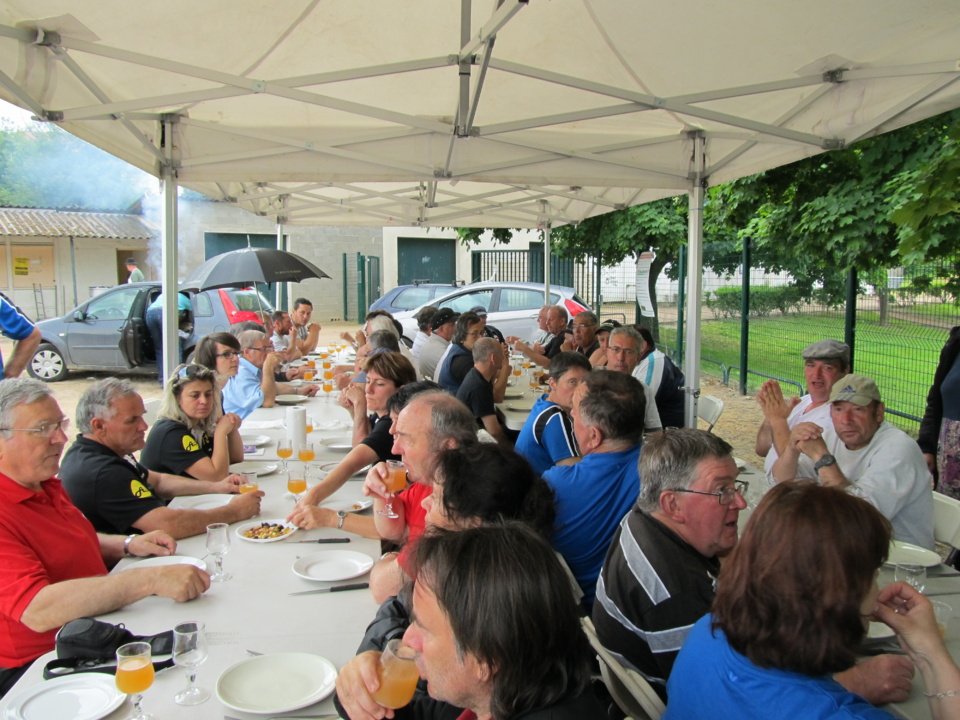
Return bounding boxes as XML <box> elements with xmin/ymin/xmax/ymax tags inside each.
<box><xmin>393</xmin><ymin>281</ymin><xmax>588</xmax><ymax>340</ymax></box>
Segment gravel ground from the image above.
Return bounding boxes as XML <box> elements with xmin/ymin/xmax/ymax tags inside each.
<box><xmin>1</xmin><ymin>327</ymin><xmax>767</xmax><ymax>463</ymax></box>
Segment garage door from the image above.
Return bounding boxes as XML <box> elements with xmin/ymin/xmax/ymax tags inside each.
<box><xmin>397</xmin><ymin>237</ymin><xmax>455</xmax><ymax>285</ymax></box>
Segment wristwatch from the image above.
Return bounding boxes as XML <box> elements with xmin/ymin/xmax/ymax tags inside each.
<box><xmin>336</xmin><ymin>510</ymin><xmax>347</xmax><ymax>530</ymax></box>
<box><xmin>814</xmin><ymin>454</ymin><xmax>837</xmax><ymax>474</ymax></box>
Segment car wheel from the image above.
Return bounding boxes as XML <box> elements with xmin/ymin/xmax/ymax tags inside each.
<box><xmin>27</xmin><ymin>344</ymin><xmax>68</xmax><ymax>382</ymax></box>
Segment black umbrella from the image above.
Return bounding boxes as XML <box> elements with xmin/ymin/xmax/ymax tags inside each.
<box><xmin>179</xmin><ymin>247</ymin><xmax>330</xmax><ymax>291</ymax></box>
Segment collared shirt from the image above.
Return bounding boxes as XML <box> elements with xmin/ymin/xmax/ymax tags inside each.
<box><xmin>0</xmin><ymin>473</ymin><xmax>106</xmax><ymax>667</ymax></box>
<box><xmin>140</xmin><ymin>419</ymin><xmax>215</xmax><ymax>479</ymax></box>
<box><xmin>515</xmin><ymin>394</ymin><xmax>578</xmax><ymax>475</ymax></box>
<box><xmin>223</xmin><ymin>357</ymin><xmax>265</xmax><ymax>418</ymax></box>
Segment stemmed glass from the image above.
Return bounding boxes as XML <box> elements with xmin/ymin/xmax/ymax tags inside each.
<box><xmin>173</xmin><ymin>621</ymin><xmax>209</xmax><ymax>705</ymax></box>
<box><xmin>116</xmin><ymin>641</ymin><xmax>156</xmax><ymax>720</ymax></box>
<box><xmin>277</xmin><ymin>439</ymin><xmax>293</xmax><ymax>473</ymax></box>
<box><xmin>287</xmin><ymin>470</ymin><xmax>307</xmax><ymax>503</ymax></box>
<box><xmin>206</xmin><ymin>523</ymin><xmax>232</xmax><ymax>581</ymax></box>
<box><xmin>378</xmin><ymin>461</ymin><xmax>407</xmax><ymax>519</ymax></box>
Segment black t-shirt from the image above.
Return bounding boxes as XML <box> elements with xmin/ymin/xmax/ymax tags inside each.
<box><xmin>449</xmin><ymin>351</ymin><xmax>474</xmax><ymax>388</ymax></box>
<box><xmin>577</xmin><ymin>340</ymin><xmax>600</xmax><ymax>357</ymax></box>
<box><xmin>456</xmin><ymin>367</ymin><xmax>497</xmax><ymax>425</ymax></box>
<box><xmin>60</xmin><ymin>435</ymin><xmax>166</xmax><ymax>535</ymax></box>
<box><xmin>483</xmin><ymin>325</ymin><xmax>505</xmax><ymax>344</ymax></box>
<box><xmin>360</xmin><ymin>413</ymin><xmax>400</xmax><ymax>462</ymax></box>
<box><xmin>544</xmin><ymin>333</ymin><xmax>566</xmax><ymax>359</ymax></box>
<box><xmin>140</xmin><ymin>418</ymin><xmax>215</xmax><ymax>478</ymax></box>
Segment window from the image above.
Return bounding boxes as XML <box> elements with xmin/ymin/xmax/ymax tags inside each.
<box><xmin>440</xmin><ymin>290</ymin><xmax>493</xmax><ymax>314</ymax></box>
<box><xmin>394</xmin><ymin>287</ymin><xmax>433</xmax><ymax>310</ymax></box>
<box><xmin>498</xmin><ymin>288</ymin><xmax>558</xmax><ymax>312</ymax></box>
<box><xmin>193</xmin><ymin>291</ymin><xmax>213</xmax><ymax>318</ymax></box>
<box><xmin>85</xmin><ymin>287</ymin><xmax>140</xmax><ymax>320</ymax></box>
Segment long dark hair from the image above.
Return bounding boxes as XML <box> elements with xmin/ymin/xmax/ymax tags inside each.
<box><xmin>712</xmin><ymin>480</ymin><xmax>890</xmax><ymax>675</ymax></box>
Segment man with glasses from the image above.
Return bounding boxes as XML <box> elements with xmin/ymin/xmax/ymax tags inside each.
<box><xmin>0</xmin><ymin>379</ymin><xmax>209</xmax><ymax>696</ymax></box>
<box><xmin>605</xmin><ymin>326</ymin><xmax>663</xmax><ymax>433</ymax></box>
<box><xmin>436</xmin><ymin>311</ymin><xmax>484</xmax><ymax>394</ymax></box>
<box><xmin>223</xmin><ymin>330</ymin><xmax>318</xmax><ymax>418</ymax></box>
<box><xmin>564</xmin><ymin>310</ymin><xmax>600</xmax><ymax>357</ymax></box>
<box><xmin>592</xmin><ymin>428</ymin><xmax>914</xmax><ymax>707</ymax></box>
<box><xmin>510</xmin><ymin>305</ymin><xmax>569</xmax><ymax>368</ymax></box>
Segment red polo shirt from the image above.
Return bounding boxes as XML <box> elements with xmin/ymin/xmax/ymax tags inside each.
<box><xmin>0</xmin><ymin>473</ymin><xmax>106</xmax><ymax>667</ymax></box>
<box><xmin>396</xmin><ymin>482</ymin><xmax>432</xmax><ymax>575</ymax></box>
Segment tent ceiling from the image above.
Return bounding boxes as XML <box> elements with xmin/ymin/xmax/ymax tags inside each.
<box><xmin>0</xmin><ymin>1</ymin><xmax>957</xmax><ymax>228</ymax></box>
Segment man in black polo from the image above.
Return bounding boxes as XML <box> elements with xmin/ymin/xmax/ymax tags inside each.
<box><xmin>60</xmin><ymin>379</ymin><xmax>262</xmax><ymax>540</ymax></box>
<box><xmin>456</xmin><ymin>337</ymin><xmax>510</xmax><ymax>444</ymax></box>
<box><xmin>512</xmin><ymin>305</ymin><xmax>569</xmax><ymax>368</ymax></box>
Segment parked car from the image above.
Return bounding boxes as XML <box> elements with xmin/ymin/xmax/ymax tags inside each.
<box><xmin>27</xmin><ymin>282</ymin><xmax>275</xmax><ymax>381</ymax></box>
<box><xmin>368</xmin><ymin>281</ymin><xmax>465</xmax><ymax>315</ymax></box>
<box><xmin>393</xmin><ymin>281</ymin><xmax>588</xmax><ymax>340</ymax></box>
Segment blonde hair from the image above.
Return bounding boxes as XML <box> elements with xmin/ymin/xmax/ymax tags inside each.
<box><xmin>158</xmin><ymin>364</ymin><xmax>223</xmax><ymax>435</ymax></box>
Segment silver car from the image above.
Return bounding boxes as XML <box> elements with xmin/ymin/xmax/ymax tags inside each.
<box><xmin>393</xmin><ymin>281</ymin><xmax>588</xmax><ymax>340</ymax></box>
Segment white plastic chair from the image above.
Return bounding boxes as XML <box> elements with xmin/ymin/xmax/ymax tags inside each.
<box><xmin>142</xmin><ymin>398</ymin><xmax>161</xmax><ymax>427</ymax></box>
<box><xmin>581</xmin><ymin>617</ymin><xmax>665</xmax><ymax>720</ymax></box>
<box><xmin>697</xmin><ymin>395</ymin><xmax>724</xmax><ymax>432</ymax></box>
<box><xmin>933</xmin><ymin>491</ymin><xmax>960</xmax><ymax>566</ymax></box>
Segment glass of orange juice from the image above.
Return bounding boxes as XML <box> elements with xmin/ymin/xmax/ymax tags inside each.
<box><xmin>305</xmin><ymin>415</ymin><xmax>315</xmax><ymax>434</ymax></box>
<box><xmin>287</xmin><ymin>472</ymin><xmax>308</xmax><ymax>502</ymax></box>
<box><xmin>277</xmin><ymin>439</ymin><xmax>293</xmax><ymax>472</ymax></box>
<box><xmin>298</xmin><ymin>441</ymin><xmax>315</xmax><ymax>463</ymax></box>
<box><xmin>306</xmin><ymin>359</ymin><xmax>316</xmax><ymax>369</ymax></box>
<box><xmin>379</xmin><ymin>461</ymin><xmax>407</xmax><ymax>519</ymax></box>
<box><xmin>116</xmin><ymin>641</ymin><xmax>155</xmax><ymax>720</ymax></box>
<box><xmin>512</xmin><ymin>363</ymin><xmax>522</xmax><ymax>378</ymax></box>
<box><xmin>239</xmin><ymin>471</ymin><xmax>258</xmax><ymax>493</ymax></box>
<box><xmin>372</xmin><ymin>639</ymin><xmax>419</xmax><ymax>709</ymax></box>
<box><xmin>303</xmin><ymin>370</ymin><xmax>314</xmax><ymax>382</ymax></box>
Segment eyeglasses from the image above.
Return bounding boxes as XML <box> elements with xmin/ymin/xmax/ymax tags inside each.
<box><xmin>215</xmin><ymin>351</ymin><xmax>239</xmax><ymax>359</ymax></box>
<box><xmin>245</xmin><ymin>345</ymin><xmax>271</xmax><ymax>353</ymax></box>
<box><xmin>0</xmin><ymin>417</ymin><xmax>71</xmax><ymax>438</ymax></box>
<box><xmin>608</xmin><ymin>345</ymin><xmax>638</xmax><ymax>356</ymax></box>
<box><xmin>176</xmin><ymin>364</ymin><xmax>211</xmax><ymax>380</ymax></box>
<box><xmin>674</xmin><ymin>480</ymin><xmax>749</xmax><ymax>505</ymax></box>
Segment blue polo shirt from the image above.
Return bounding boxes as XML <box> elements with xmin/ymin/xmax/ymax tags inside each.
<box><xmin>515</xmin><ymin>394</ymin><xmax>578</xmax><ymax>475</ymax></box>
<box><xmin>222</xmin><ymin>357</ymin><xmax>263</xmax><ymax>418</ymax></box>
<box><xmin>544</xmin><ymin>444</ymin><xmax>642</xmax><ymax>607</ymax></box>
<box><xmin>0</xmin><ymin>296</ymin><xmax>35</xmax><ymax>377</ymax></box>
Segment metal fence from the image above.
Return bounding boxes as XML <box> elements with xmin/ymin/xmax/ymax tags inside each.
<box><xmin>342</xmin><ymin>252</ymin><xmax>381</xmax><ymax>323</ymax></box>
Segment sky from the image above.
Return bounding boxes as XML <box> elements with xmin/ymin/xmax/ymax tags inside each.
<box><xmin>0</xmin><ymin>99</ymin><xmax>35</xmax><ymax>127</ymax></box>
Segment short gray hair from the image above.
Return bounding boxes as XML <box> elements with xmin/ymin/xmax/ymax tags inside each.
<box><xmin>0</xmin><ymin>378</ymin><xmax>53</xmax><ymax>438</ymax></box>
<box><xmin>238</xmin><ymin>329</ymin><xmax>267</xmax><ymax>349</ymax></box>
<box><xmin>573</xmin><ymin>310</ymin><xmax>598</xmax><ymax>327</ymax></box>
<box><xmin>578</xmin><ymin>371</ymin><xmax>646</xmax><ymax>444</ymax></box>
<box><xmin>609</xmin><ymin>326</ymin><xmax>641</xmax><ymax>348</ymax></box>
<box><xmin>410</xmin><ymin>392</ymin><xmax>478</xmax><ymax>453</ymax></box>
<box><xmin>368</xmin><ymin>329</ymin><xmax>401</xmax><ymax>352</ymax></box>
<box><xmin>472</xmin><ymin>337</ymin><xmax>500</xmax><ymax>364</ymax></box>
<box><xmin>636</xmin><ymin>429</ymin><xmax>734</xmax><ymax>513</ymax></box>
<box><xmin>367</xmin><ymin>315</ymin><xmax>399</xmax><ymax>338</ymax></box>
<box><xmin>76</xmin><ymin>378</ymin><xmax>139</xmax><ymax>433</ymax></box>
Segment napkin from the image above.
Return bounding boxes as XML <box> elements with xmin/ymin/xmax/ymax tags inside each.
<box><xmin>242</xmin><ymin>419</ymin><xmax>284</xmax><ymax>429</ymax></box>
<box><xmin>244</xmin><ymin>447</ymin><xmax>265</xmax><ymax>457</ymax></box>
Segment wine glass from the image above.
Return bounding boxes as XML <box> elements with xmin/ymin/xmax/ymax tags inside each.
<box><xmin>287</xmin><ymin>471</ymin><xmax>307</xmax><ymax>503</ymax></box>
<box><xmin>277</xmin><ymin>439</ymin><xmax>293</xmax><ymax>473</ymax></box>
<box><xmin>116</xmin><ymin>641</ymin><xmax>156</xmax><ymax>720</ymax></box>
<box><xmin>378</xmin><ymin>461</ymin><xmax>407</xmax><ymax>519</ymax></box>
<box><xmin>206</xmin><ymin>523</ymin><xmax>232</xmax><ymax>581</ymax></box>
<box><xmin>895</xmin><ymin>563</ymin><xmax>926</xmax><ymax>593</ymax></box>
<box><xmin>173</xmin><ymin>621</ymin><xmax>209</xmax><ymax>705</ymax></box>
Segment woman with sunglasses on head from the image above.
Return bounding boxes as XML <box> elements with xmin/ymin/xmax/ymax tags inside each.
<box><xmin>140</xmin><ymin>364</ymin><xmax>244</xmax><ymax>482</ymax></box>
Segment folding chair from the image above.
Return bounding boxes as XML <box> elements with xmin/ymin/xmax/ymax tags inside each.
<box><xmin>142</xmin><ymin>398</ymin><xmax>161</xmax><ymax>427</ymax></box>
<box><xmin>933</xmin><ymin>491</ymin><xmax>960</xmax><ymax>567</ymax></box>
<box><xmin>697</xmin><ymin>395</ymin><xmax>724</xmax><ymax>432</ymax></box>
<box><xmin>581</xmin><ymin>617</ymin><xmax>665</xmax><ymax>720</ymax></box>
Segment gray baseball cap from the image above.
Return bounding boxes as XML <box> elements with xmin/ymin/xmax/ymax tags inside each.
<box><xmin>801</xmin><ymin>339</ymin><xmax>850</xmax><ymax>366</ymax></box>
<box><xmin>829</xmin><ymin>374</ymin><xmax>882</xmax><ymax>406</ymax></box>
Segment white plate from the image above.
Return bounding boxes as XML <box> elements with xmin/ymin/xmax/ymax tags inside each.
<box><xmin>229</xmin><ymin>461</ymin><xmax>279</xmax><ymax>476</ymax></box>
<box><xmin>217</xmin><ymin>652</ymin><xmax>337</xmax><ymax>714</ymax></box>
<box><xmin>123</xmin><ymin>555</ymin><xmax>206</xmax><ymax>571</ymax></box>
<box><xmin>292</xmin><ymin>550</ymin><xmax>374</xmax><ymax>582</ymax></box>
<box><xmin>733</xmin><ymin>457</ymin><xmax>747</xmax><ymax>469</ymax></box>
<box><xmin>236</xmin><ymin>520</ymin><xmax>299</xmax><ymax>543</ymax></box>
<box><xmin>240</xmin><ymin>434</ymin><xmax>271</xmax><ymax>447</ymax></box>
<box><xmin>887</xmin><ymin>540</ymin><xmax>941</xmax><ymax>568</ymax></box>
<box><xmin>3</xmin><ymin>673</ymin><xmax>124</xmax><ymax>720</ymax></box>
<box><xmin>867</xmin><ymin>621</ymin><xmax>895</xmax><ymax>640</ymax></box>
<box><xmin>318</xmin><ymin>461</ymin><xmax>370</xmax><ymax>478</ymax></box>
<box><xmin>507</xmin><ymin>401</ymin><xmax>535</xmax><ymax>412</ymax></box>
<box><xmin>318</xmin><ymin>436</ymin><xmax>353</xmax><ymax>452</ymax></box>
<box><xmin>275</xmin><ymin>394</ymin><xmax>308</xmax><ymax>405</ymax></box>
<box><xmin>175</xmin><ymin>493</ymin><xmax>232</xmax><ymax>510</ymax></box>
<box><xmin>324</xmin><ymin>498</ymin><xmax>374</xmax><ymax>513</ymax></box>
<box><xmin>502</xmin><ymin>390</ymin><xmax>525</xmax><ymax>400</ymax></box>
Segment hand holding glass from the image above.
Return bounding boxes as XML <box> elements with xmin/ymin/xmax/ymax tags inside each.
<box><xmin>372</xmin><ymin>639</ymin><xmax>419</xmax><ymax>709</ymax></box>
<box><xmin>895</xmin><ymin>563</ymin><xmax>926</xmax><ymax>593</ymax></box>
<box><xmin>116</xmin><ymin>641</ymin><xmax>156</xmax><ymax>720</ymax></box>
<box><xmin>173</xmin><ymin>621</ymin><xmax>209</xmax><ymax>705</ymax></box>
<box><xmin>206</xmin><ymin>523</ymin><xmax>232</xmax><ymax>581</ymax></box>
<box><xmin>378</xmin><ymin>461</ymin><xmax>407</xmax><ymax>519</ymax></box>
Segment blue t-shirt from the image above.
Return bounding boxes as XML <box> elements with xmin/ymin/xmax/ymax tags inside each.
<box><xmin>0</xmin><ymin>296</ymin><xmax>35</xmax><ymax>377</ymax></box>
<box><xmin>222</xmin><ymin>357</ymin><xmax>264</xmax><ymax>418</ymax></box>
<box><xmin>147</xmin><ymin>292</ymin><xmax>192</xmax><ymax>312</ymax></box>
<box><xmin>664</xmin><ymin>615</ymin><xmax>893</xmax><ymax>720</ymax></box>
<box><xmin>544</xmin><ymin>444</ymin><xmax>642</xmax><ymax>607</ymax></box>
<box><xmin>515</xmin><ymin>394</ymin><xmax>578</xmax><ymax>475</ymax></box>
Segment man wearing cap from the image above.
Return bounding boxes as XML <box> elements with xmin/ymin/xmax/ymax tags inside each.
<box><xmin>417</xmin><ymin>308</ymin><xmax>458</xmax><ymax>380</ymax></box>
<box><xmin>772</xmin><ymin>374</ymin><xmax>934</xmax><ymax>549</ymax></box>
<box><xmin>469</xmin><ymin>304</ymin><xmax>505</xmax><ymax>344</ymax></box>
<box><xmin>125</xmin><ymin>258</ymin><xmax>144</xmax><ymax>283</ymax></box>
<box><xmin>755</xmin><ymin>339</ymin><xmax>850</xmax><ymax>475</ymax></box>
<box><xmin>410</xmin><ymin>306</ymin><xmax>437</xmax><ymax>360</ymax></box>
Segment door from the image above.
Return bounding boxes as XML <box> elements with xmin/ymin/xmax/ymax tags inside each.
<box><xmin>119</xmin><ymin>287</ymin><xmax>154</xmax><ymax>367</ymax></box>
<box><xmin>66</xmin><ymin>286</ymin><xmax>142</xmax><ymax>368</ymax></box>
<box><xmin>492</xmin><ymin>287</ymin><xmax>561</xmax><ymax>338</ymax></box>
<box><xmin>397</xmin><ymin>237</ymin><xmax>455</xmax><ymax>285</ymax></box>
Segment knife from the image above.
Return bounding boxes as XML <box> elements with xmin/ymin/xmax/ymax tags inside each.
<box><xmin>294</xmin><ymin>537</ymin><xmax>351</xmax><ymax>544</ymax></box>
<box><xmin>289</xmin><ymin>582</ymin><xmax>369</xmax><ymax>596</ymax></box>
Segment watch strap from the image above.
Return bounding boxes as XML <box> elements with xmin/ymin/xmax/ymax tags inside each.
<box><xmin>814</xmin><ymin>454</ymin><xmax>837</xmax><ymax>474</ymax></box>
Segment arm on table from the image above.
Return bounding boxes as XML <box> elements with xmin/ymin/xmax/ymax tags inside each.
<box><xmin>298</xmin><ymin>444</ymin><xmax>379</xmax><ymax>507</ymax></box>
<box><xmin>149</xmin><ymin>470</ymin><xmax>242</xmax><ymax>498</ymax></box>
<box><xmin>133</xmin><ymin>490</ymin><xmax>263</xmax><ymax>539</ymax></box>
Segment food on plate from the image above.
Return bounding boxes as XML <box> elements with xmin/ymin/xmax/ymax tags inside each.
<box><xmin>242</xmin><ymin>522</ymin><xmax>294</xmax><ymax>540</ymax></box>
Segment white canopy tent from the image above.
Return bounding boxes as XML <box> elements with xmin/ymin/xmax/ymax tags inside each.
<box><xmin>0</xmin><ymin>0</ymin><xmax>958</xmax><ymax>418</ymax></box>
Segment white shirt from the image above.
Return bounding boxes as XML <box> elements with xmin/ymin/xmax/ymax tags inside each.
<box><xmin>763</xmin><ymin>395</ymin><xmax>833</xmax><ymax>477</ymax></box>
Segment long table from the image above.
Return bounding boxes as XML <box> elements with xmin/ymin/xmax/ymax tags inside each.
<box><xmin>0</xmin><ymin>391</ymin><xmax>381</xmax><ymax>719</ymax></box>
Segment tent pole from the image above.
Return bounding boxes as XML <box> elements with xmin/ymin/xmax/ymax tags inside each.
<box><xmin>161</xmin><ymin>116</ymin><xmax>180</xmax><ymax>384</ymax></box>
<box><xmin>684</xmin><ymin>131</ymin><xmax>706</xmax><ymax>428</ymax></box>
<box><xmin>540</xmin><ymin>200</ymin><xmax>551</xmax><ymax>304</ymax></box>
